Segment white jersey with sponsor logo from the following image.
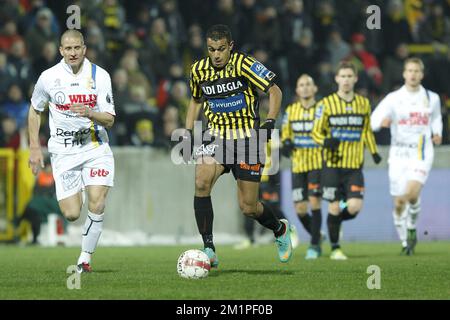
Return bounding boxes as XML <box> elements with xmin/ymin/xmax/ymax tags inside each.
<box><xmin>31</xmin><ymin>58</ymin><xmax>115</xmax><ymax>154</ymax></box>
<box><xmin>371</xmin><ymin>85</ymin><xmax>442</xmax><ymax>164</ymax></box>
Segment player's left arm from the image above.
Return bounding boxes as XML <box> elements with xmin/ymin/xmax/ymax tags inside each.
<box><xmin>430</xmin><ymin>93</ymin><xmax>443</xmax><ymax>145</ymax></box>
<box><xmin>363</xmin><ymin>103</ymin><xmax>381</xmax><ymax>163</ymax></box>
<box><xmin>70</xmin><ymin>71</ymin><xmax>115</xmax><ymax>128</ymax></box>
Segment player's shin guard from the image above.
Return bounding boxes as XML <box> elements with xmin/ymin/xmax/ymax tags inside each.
<box><xmin>393</xmin><ymin>208</ymin><xmax>407</xmax><ymax>248</ymax></box>
<box><xmin>194</xmin><ymin>196</ymin><xmax>215</xmax><ymax>251</ymax></box>
<box><xmin>79</xmin><ymin>211</ymin><xmax>104</xmax><ymax>264</ymax></box>
<box><xmin>255</xmin><ymin>202</ymin><xmax>284</xmax><ymax>237</ymax></box>
<box><xmin>327</xmin><ymin>214</ymin><xmax>341</xmax><ymax>250</ymax></box>
<box><xmin>310</xmin><ymin>209</ymin><xmax>322</xmax><ymax>246</ymax></box>
<box><xmin>407</xmin><ymin>198</ymin><xmax>420</xmax><ymax>230</ymax></box>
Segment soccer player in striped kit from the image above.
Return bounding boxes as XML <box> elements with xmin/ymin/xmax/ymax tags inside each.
<box><xmin>281</xmin><ymin>74</ymin><xmax>324</xmax><ymax>259</ymax></box>
<box><xmin>371</xmin><ymin>57</ymin><xmax>442</xmax><ymax>255</ymax></box>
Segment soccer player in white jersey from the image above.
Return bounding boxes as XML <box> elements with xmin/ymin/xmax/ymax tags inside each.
<box><xmin>28</xmin><ymin>30</ymin><xmax>116</xmax><ymax>272</ymax></box>
<box><xmin>371</xmin><ymin>57</ymin><xmax>442</xmax><ymax>255</ymax></box>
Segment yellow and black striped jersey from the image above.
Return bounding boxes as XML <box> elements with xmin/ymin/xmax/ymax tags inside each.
<box><xmin>312</xmin><ymin>93</ymin><xmax>378</xmax><ymax>169</ymax></box>
<box><xmin>281</xmin><ymin>101</ymin><xmax>323</xmax><ymax>173</ymax></box>
<box><xmin>189</xmin><ymin>52</ymin><xmax>276</xmax><ymax>139</ymax></box>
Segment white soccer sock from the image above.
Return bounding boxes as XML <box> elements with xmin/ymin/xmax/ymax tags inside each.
<box><xmin>78</xmin><ymin>211</ymin><xmax>104</xmax><ymax>265</ymax></box>
<box><xmin>393</xmin><ymin>207</ymin><xmax>407</xmax><ymax>248</ymax></box>
<box><xmin>407</xmin><ymin>198</ymin><xmax>420</xmax><ymax>230</ymax></box>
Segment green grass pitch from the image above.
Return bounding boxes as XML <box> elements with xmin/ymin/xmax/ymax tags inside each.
<box><xmin>1</xmin><ymin>242</ymin><xmax>449</xmax><ymax>300</ymax></box>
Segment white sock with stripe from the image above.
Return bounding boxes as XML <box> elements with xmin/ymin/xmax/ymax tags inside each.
<box><xmin>407</xmin><ymin>198</ymin><xmax>420</xmax><ymax>230</ymax></box>
<box><xmin>393</xmin><ymin>207</ymin><xmax>407</xmax><ymax>248</ymax></box>
<box><xmin>78</xmin><ymin>211</ymin><xmax>104</xmax><ymax>265</ymax></box>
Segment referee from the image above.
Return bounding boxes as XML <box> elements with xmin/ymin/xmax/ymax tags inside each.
<box><xmin>182</xmin><ymin>25</ymin><xmax>292</xmax><ymax>267</ymax></box>
<box><xmin>312</xmin><ymin>61</ymin><xmax>381</xmax><ymax>260</ymax></box>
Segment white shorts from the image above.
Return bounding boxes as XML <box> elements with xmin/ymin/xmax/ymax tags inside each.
<box><xmin>388</xmin><ymin>158</ymin><xmax>431</xmax><ymax>197</ymax></box>
<box><xmin>50</xmin><ymin>144</ymin><xmax>114</xmax><ymax>201</ymax></box>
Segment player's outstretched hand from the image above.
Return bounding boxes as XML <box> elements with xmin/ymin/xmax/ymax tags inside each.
<box><xmin>372</xmin><ymin>152</ymin><xmax>382</xmax><ymax>164</ymax></box>
<box><xmin>324</xmin><ymin>137</ymin><xmax>340</xmax><ymax>151</ymax></box>
<box><xmin>281</xmin><ymin>139</ymin><xmax>294</xmax><ymax>158</ymax></box>
<box><xmin>432</xmin><ymin>135</ymin><xmax>442</xmax><ymax>145</ymax></box>
<box><xmin>179</xmin><ymin>129</ymin><xmax>194</xmax><ymax>163</ymax></box>
<box><xmin>260</xmin><ymin>118</ymin><xmax>276</xmax><ymax>141</ymax></box>
<box><xmin>70</xmin><ymin>103</ymin><xmax>92</xmax><ymax>118</ymax></box>
<box><xmin>29</xmin><ymin>147</ymin><xmax>44</xmax><ymax>176</ymax></box>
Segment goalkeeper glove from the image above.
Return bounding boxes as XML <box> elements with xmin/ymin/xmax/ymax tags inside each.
<box><xmin>260</xmin><ymin>118</ymin><xmax>276</xmax><ymax>141</ymax></box>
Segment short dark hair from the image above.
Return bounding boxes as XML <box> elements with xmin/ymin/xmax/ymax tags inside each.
<box><xmin>335</xmin><ymin>61</ymin><xmax>357</xmax><ymax>75</ymax></box>
<box><xmin>206</xmin><ymin>24</ymin><xmax>232</xmax><ymax>42</ymax></box>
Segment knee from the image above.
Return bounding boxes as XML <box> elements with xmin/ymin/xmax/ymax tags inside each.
<box><xmin>405</xmin><ymin>192</ymin><xmax>419</xmax><ymax>205</ymax></box>
<box><xmin>195</xmin><ymin>178</ymin><xmax>212</xmax><ymax>195</ymax></box>
<box><xmin>88</xmin><ymin>198</ymin><xmax>106</xmax><ymax>214</ymax></box>
<box><xmin>240</xmin><ymin>200</ymin><xmax>258</xmax><ymax>217</ymax></box>
<box><xmin>394</xmin><ymin>198</ymin><xmax>406</xmax><ymax>214</ymax></box>
<box><xmin>62</xmin><ymin>208</ymin><xmax>81</xmax><ymax>222</ymax></box>
<box><xmin>347</xmin><ymin>204</ymin><xmax>361</xmax><ymax>216</ymax></box>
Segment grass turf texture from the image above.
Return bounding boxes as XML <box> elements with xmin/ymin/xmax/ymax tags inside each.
<box><xmin>1</xmin><ymin>242</ymin><xmax>449</xmax><ymax>299</ymax></box>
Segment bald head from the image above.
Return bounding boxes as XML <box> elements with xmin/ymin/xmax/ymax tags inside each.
<box><xmin>296</xmin><ymin>74</ymin><xmax>317</xmax><ymax>101</ymax></box>
<box><xmin>59</xmin><ymin>30</ymin><xmax>86</xmax><ymax>72</ymax></box>
<box><xmin>60</xmin><ymin>29</ymin><xmax>84</xmax><ymax>46</ymax></box>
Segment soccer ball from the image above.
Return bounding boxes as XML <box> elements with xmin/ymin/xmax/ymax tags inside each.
<box><xmin>177</xmin><ymin>249</ymin><xmax>211</xmax><ymax>279</ymax></box>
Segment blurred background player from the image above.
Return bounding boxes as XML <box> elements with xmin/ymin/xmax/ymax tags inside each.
<box><xmin>312</xmin><ymin>61</ymin><xmax>382</xmax><ymax>260</ymax></box>
<box><xmin>281</xmin><ymin>74</ymin><xmax>324</xmax><ymax>259</ymax></box>
<box><xmin>28</xmin><ymin>30</ymin><xmax>116</xmax><ymax>273</ymax></box>
<box><xmin>182</xmin><ymin>24</ymin><xmax>291</xmax><ymax>267</ymax></box>
<box><xmin>371</xmin><ymin>57</ymin><xmax>442</xmax><ymax>255</ymax></box>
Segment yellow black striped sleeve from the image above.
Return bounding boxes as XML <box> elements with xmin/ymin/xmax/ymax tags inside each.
<box><xmin>311</xmin><ymin>100</ymin><xmax>328</xmax><ymax>145</ymax></box>
<box><xmin>281</xmin><ymin>105</ymin><xmax>293</xmax><ymax>142</ymax></box>
<box><xmin>239</xmin><ymin>55</ymin><xmax>276</xmax><ymax>93</ymax></box>
<box><xmin>362</xmin><ymin>100</ymin><xmax>378</xmax><ymax>154</ymax></box>
<box><xmin>189</xmin><ymin>61</ymin><xmax>202</xmax><ymax>99</ymax></box>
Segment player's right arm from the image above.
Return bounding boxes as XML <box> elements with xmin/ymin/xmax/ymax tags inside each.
<box><xmin>185</xmin><ymin>97</ymin><xmax>202</xmax><ymax>131</ymax></box>
<box><xmin>28</xmin><ymin>74</ymin><xmax>49</xmax><ymax>175</ymax></box>
<box><xmin>371</xmin><ymin>94</ymin><xmax>393</xmax><ymax>131</ymax></box>
<box><xmin>28</xmin><ymin>105</ymin><xmax>44</xmax><ymax>175</ymax></box>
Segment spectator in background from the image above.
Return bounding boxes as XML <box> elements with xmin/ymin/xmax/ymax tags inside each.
<box><xmin>0</xmin><ymin>51</ymin><xmax>15</xmax><ymax>104</ymax></box>
<box><xmin>159</xmin><ymin>0</ymin><xmax>187</xmax><ymax>52</ymax></box>
<box><xmin>25</xmin><ymin>7</ymin><xmax>59</xmax><ymax>62</ymax></box>
<box><xmin>0</xmin><ymin>20</ymin><xmax>23</xmax><ymax>52</ymax></box>
<box><xmin>235</xmin><ymin>0</ymin><xmax>259</xmax><ymax>51</ymax></box>
<box><xmin>313</xmin><ymin>0</ymin><xmax>337</xmax><ymax>49</ymax></box>
<box><xmin>326</xmin><ymin>29</ymin><xmax>351</xmax><ymax>70</ymax></box>
<box><xmin>98</xmin><ymin>0</ymin><xmax>126</xmax><ymax>56</ymax></box>
<box><xmin>165</xmin><ymin>80</ymin><xmax>190</xmax><ymax>127</ymax></box>
<box><xmin>1</xmin><ymin>84</ymin><xmax>28</xmax><ymax>129</ymax></box>
<box><xmin>382</xmin><ymin>43</ymin><xmax>410</xmax><ymax>93</ymax></box>
<box><xmin>32</xmin><ymin>41</ymin><xmax>58</xmax><ymax>81</ymax></box>
<box><xmin>182</xmin><ymin>24</ymin><xmax>205</xmax><ymax>75</ymax></box>
<box><xmin>281</xmin><ymin>0</ymin><xmax>313</xmax><ymax>52</ymax></box>
<box><xmin>7</xmin><ymin>39</ymin><xmax>33</xmax><ymax>94</ymax></box>
<box><xmin>383</xmin><ymin>0</ymin><xmax>412</xmax><ymax>57</ymax></box>
<box><xmin>111</xmin><ymin>68</ymin><xmax>131</xmax><ymax>145</ymax></box>
<box><xmin>254</xmin><ymin>3</ymin><xmax>282</xmax><ymax>55</ymax></box>
<box><xmin>119</xmin><ymin>48</ymin><xmax>153</xmax><ymax>102</ymax></box>
<box><xmin>315</xmin><ymin>60</ymin><xmax>335</xmax><ymax>98</ymax></box>
<box><xmin>416</xmin><ymin>2</ymin><xmax>450</xmax><ymax>44</ymax></box>
<box><xmin>143</xmin><ymin>18</ymin><xmax>178</xmax><ymax>82</ymax></box>
<box><xmin>348</xmin><ymin>33</ymin><xmax>383</xmax><ymax>90</ymax></box>
<box><xmin>0</xmin><ymin>115</ymin><xmax>21</xmax><ymax>149</ymax></box>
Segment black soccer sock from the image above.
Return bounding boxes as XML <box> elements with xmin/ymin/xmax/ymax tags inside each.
<box><xmin>327</xmin><ymin>213</ymin><xmax>342</xmax><ymax>250</ymax></box>
<box><xmin>341</xmin><ymin>207</ymin><xmax>358</xmax><ymax>220</ymax></box>
<box><xmin>310</xmin><ymin>209</ymin><xmax>322</xmax><ymax>246</ymax></box>
<box><xmin>244</xmin><ymin>216</ymin><xmax>255</xmax><ymax>243</ymax></box>
<box><xmin>194</xmin><ymin>196</ymin><xmax>215</xmax><ymax>251</ymax></box>
<box><xmin>254</xmin><ymin>202</ymin><xmax>284</xmax><ymax>237</ymax></box>
<box><xmin>298</xmin><ymin>214</ymin><xmax>312</xmax><ymax>235</ymax></box>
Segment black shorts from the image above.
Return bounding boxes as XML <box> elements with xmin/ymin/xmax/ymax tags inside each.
<box><xmin>320</xmin><ymin>167</ymin><xmax>364</xmax><ymax>202</ymax></box>
<box><xmin>193</xmin><ymin>132</ymin><xmax>265</xmax><ymax>183</ymax></box>
<box><xmin>291</xmin><ymin>170</ymin><xmax>321</xmax><ymax>202</ymax></box>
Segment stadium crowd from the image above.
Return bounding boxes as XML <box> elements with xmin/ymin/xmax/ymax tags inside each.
<box><xmin>0</xmin><ymin>0</ymin><xmax>449</xmax><ymax>150</ymax></box>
